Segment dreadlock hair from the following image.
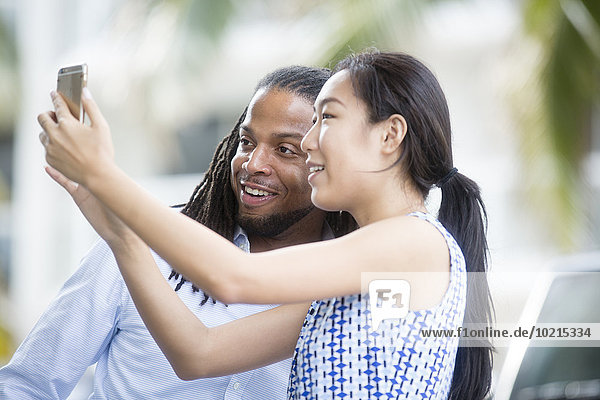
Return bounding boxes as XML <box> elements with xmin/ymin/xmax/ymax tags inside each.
<box><xmin>169</xmin><ymin>66</ymin><xmax>358</xmax><ymax>300</ymax></box>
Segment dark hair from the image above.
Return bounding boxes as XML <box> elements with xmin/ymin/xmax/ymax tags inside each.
<box><xmin>170</xmin><ymin>66</ymin><xmax>358</xmax><ymax>301</ymax></box>
<box><xmin>335</xmin><ymin>50</ymin><xmax>493</xmax><ymax>399</ymax></box>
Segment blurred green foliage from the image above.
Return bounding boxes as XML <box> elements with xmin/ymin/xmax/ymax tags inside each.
<box><xmin>0</xmin><ymin>8</ymin><xmax>15</xmax><ymax>364</ymax></box>
<box><xmin>0</xmin><ymin>14</ymin><xmax>18</xmax><ymax>137</ymax></box>
<box><xmin>312</xmin><ymin>0</ymin><xmax>426</xmax><ymax>67</ymax></box>
<box><xmin>0</xmin><ymin>322</ymin><xmax>13</xmax><ymax>365</ymax></box>
<box><xmin>518</xmin><ymin>0</ymin><xmax>600</xmax><ymax>249</ymax></box>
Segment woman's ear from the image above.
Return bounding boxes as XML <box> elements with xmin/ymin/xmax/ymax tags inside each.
<box><xmin>380</xmin><ymin>114</ymin><xmax>407</xmax><ymax>155</ymax></box>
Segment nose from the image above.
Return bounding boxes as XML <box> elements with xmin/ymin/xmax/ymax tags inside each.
<box><xmin>242</xmin><ymin>145</ymin><xmax>272</xmax><ymax>175</ymax></box>
<box><xmin>300</xmin><ymin>122</ymin><xmax>318</xmax><ymax>154</ymax></box>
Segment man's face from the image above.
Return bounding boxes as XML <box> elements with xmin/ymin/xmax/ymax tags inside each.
<box><xmin>230</xmin><ymin>88</ymin><xmax>320</xmax><ymax>237</ymax></box>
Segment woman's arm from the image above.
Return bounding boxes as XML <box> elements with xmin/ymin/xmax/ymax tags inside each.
<box><xmin>39</xmin><ymin>90</ymin><xmax>450</xmax><ymax>307</ymax></box>
<box><xmin>46</xmin><ymin>167</ymin><xmax>308</xmax><ymax>380</ymax></box>
<box><xmin>114</xmin><ymin>238</ymin><xmax>309</xmax><ymax>380</ymax></box>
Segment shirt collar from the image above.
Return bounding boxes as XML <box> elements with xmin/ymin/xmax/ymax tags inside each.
<box><xmin>321</xmin><ymin>221</ymin><xmax>334</xmax><ymax>241</ymax></box>
<box><xmin>233</xmin><ymin>221</ymin><xmax>335</xmax><ymax>253</ymax></box>
<box><xmin>233</xmin><ymin>225</ymin><xmax>250</xmax><ymax>253</ymax></box>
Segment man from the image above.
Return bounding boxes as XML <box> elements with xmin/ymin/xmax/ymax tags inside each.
<box><xmin>0</xmin><ymin>66</ymin><xmax>356</xmax><ymax>399</ymax></box>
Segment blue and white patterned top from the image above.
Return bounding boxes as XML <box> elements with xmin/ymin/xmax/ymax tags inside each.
<box><xmin>288</xmin><ymin>212</ymin><xmax>467</xmax><ymax>399</ymax></box>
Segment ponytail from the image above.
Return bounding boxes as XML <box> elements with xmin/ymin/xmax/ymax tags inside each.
<box><xmin>334</xmin><ymin>50</ymin><xmax>493</xmax><ymax>398</ymax></box>
<box><xmin>438</xmin><ymin>172</ymin><xmax>494</xmax><ymax>400</ymax></box>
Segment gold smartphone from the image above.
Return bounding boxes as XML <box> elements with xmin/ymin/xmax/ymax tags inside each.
<box><xmin>56</xmin><ymin>64</ymin><xmax>88</xmax><ymax>121</ymax></box>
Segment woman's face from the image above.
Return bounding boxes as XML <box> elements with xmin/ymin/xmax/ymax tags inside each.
<box><xmin>301</xmin><ymin>70</ymin><xmax>386</xmax><ymax>212</ymax></box>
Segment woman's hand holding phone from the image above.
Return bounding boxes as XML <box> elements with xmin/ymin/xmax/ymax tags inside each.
<box><xmin>38</xmin><ymin>82</ymin><xmax>139</xmax><ymax>250</ymax></box>
<box><xmin>38</xmin><ymin>88</ymin><xmax>115</xmax><ymax>188</ymax></box>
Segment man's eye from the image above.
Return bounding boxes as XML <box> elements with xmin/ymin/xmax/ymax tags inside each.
<box><xmin>279</xmin><ymin>146</ymin><xmax>294</xmax><ymax>154</ymax></box>
<box><xmin>322</xmin><ymin>113</ymin><xmax>333</xmax><ymax>120</ymax></box>
<box><xmin>240</xmin><ymin>138</ymin><xmax>252</xmax><ymax>146</ymax></box>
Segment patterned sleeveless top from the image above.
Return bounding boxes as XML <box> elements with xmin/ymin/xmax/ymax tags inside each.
<box><xmin>288</xmin><ymin>212</ymin><xmax>467</xmax><ymax>399</ymax></box>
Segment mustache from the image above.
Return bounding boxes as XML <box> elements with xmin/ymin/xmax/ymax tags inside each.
<box><xmin>237</xmin><ymin>174</ymin><xmax>283</xmax><ymax>193</ymax></box>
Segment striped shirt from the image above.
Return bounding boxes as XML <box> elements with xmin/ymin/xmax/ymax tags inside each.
<box><xmin>0</xmin><ymin>227</ymin><xmax>291</xmax><ymax>399</ymax></box>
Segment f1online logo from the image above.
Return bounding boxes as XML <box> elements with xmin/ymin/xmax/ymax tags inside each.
<box><xmin>369</xmin><ymin>279</ymin><xmax>411</xmax><ymax>331</ymax></box>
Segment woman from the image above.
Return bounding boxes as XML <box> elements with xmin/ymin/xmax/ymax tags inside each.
<box><xmin>39</xmin><ymin>50</ymin><xmax>493</xmax><ymax>399</ymax></box>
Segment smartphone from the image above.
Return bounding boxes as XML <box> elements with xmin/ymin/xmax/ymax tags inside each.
<box><xmin>56</xmin><ymin>64</ymin><xmax>88</xmax><ymax>121</ymax></box>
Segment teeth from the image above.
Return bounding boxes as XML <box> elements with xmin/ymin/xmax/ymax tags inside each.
<box><xmin>244</xmin><ymin>186</ymin><xmax>273</xmax><ymax>197</ymax></box>
<box><xmin>309</xmin><ymin>166</ymin><xmax>324</xmax><ymax>173</ymax></box>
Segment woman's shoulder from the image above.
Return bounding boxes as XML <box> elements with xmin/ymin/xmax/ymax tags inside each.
<box><xmin>339</xmin><ymin>212</ymin><xmax>445</xmax><ymax>259</ymax></box>
<box><xmin>353</xmin><ymin>213</ymin><xmax>454</xmax><ymax>309</ymax></box>
<box><xmin>362</xmin><ymin>212</ymin><xmax>447</xmax><ymax>244</ymax></box>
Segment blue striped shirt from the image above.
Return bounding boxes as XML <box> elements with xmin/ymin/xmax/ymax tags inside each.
<box><xmin>0</xmin><ymin>228</ymin><xmax>291</xmax><ymax>399</ymax></box>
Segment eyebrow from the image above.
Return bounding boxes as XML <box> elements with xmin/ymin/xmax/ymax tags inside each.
<box><xmin>240</xmin><ymin>125</ymin><xmax>305</xmax><ymax>141</ymax></box>
<box><xmin>314</xmin><ymin>97</ymin><xmax>345</xmax><ymax>111</ymax></box>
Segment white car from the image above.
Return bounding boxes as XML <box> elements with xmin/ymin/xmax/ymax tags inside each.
<box><xmin>494</xmin><ymin>252</ymin><xmax>600</xmax><ymax>400</ymax></box>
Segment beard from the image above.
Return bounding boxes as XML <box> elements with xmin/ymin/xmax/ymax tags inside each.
<box><xmin>236</xmin><ymin>205</ymin><xmax>315</xmax><ymax>238</ymax></box>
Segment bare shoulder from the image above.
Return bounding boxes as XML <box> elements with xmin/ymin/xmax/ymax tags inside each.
<box><xmin>344</xmin><ymin>214</ymin><xmax>450</xmax><ymax>273</ymax></box>
<box><xmin>331</xmin><ymin>214</ymin><xmax>451</xmax><ymax>308</ymax></box>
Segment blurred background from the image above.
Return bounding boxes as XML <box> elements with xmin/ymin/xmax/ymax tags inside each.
<box><xmin>0</xmin><ymin>0</ymin><xmax>598</xmax><ymax>398</ymax></box>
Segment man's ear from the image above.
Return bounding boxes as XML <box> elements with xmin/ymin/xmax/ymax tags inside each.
<box><xmin>380</xmin><ymin>114</ymin><xmax>407</xmax><ymax>155</ymax></box>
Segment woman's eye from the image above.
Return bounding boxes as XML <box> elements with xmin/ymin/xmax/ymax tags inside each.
<box><xmin>322</xmin><ymin>113</ymin><xmax>333</xmax><ymax>120</ymax></box>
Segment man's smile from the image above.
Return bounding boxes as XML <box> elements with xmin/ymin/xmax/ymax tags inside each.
<box><xmin>239</xmin><ymin>181</ymin><xmax>279</xmax><ymax>207</ymax></box>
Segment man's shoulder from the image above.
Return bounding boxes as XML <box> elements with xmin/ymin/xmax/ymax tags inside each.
<box><xmin>73</xmin><ymin>238</ymin><xmax>120</xmax><ymax>278</ymax></box>
<box><xmin>78</xmin><ymin>239</ymin><xmax>173</xmax><ymax>279</ymax></box>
